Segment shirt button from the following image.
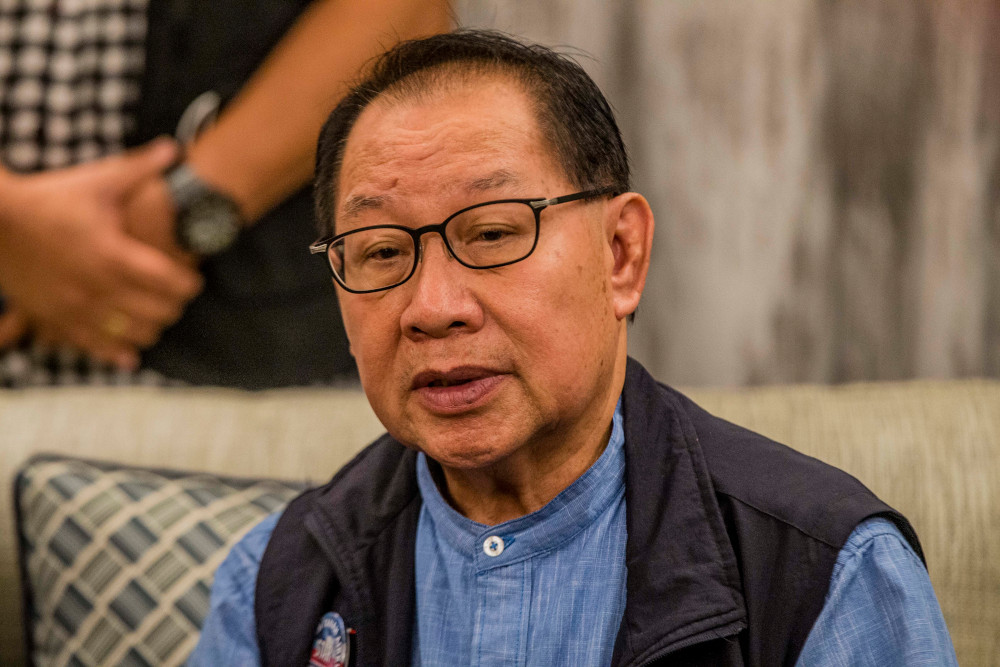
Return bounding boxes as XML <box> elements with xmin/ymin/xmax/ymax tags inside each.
<box><xmin>482</xmin><ymin>535</ymin><xmax>505</xmax><ymax>557</ymax></box>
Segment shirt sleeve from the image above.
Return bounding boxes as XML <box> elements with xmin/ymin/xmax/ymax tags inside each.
<box><xmin>185</xmin><ymin>511</ymin><xmax>282</xmax><ymax>667</ymax></box>
<box><xmin>795</xmin><ymin>517</ymin><xmax>958</xmax><ymax>667</ymax></box>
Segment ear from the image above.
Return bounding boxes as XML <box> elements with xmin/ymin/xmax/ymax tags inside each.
<box><xmin>605</xmin><ymin>193</ymin><xmax>654</xmax><ymax>321</ymax></box>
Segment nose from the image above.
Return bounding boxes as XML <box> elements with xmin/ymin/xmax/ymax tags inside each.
<box><xmin>399</xmin><ymin>235</ymin><xmax>484</xmax><ymax>340</ymax></box>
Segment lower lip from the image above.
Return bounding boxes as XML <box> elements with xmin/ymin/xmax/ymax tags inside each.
<box><xmin>415</xmin><ymin>374</ymin><xmax>507</xmax><ymax>413</ymax></box>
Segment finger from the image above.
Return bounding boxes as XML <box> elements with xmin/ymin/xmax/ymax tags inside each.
<box><xmin>87</xmin><ymin>278</ymin><xmax>185</xmax><ymax>349</ymax></box>
<box><xmin>104</xmin><ymin>236</ymin><xmax>204</xmax><ymax>301</ymax></box>
<box><xmin>92</xmin><ymin>306</ymin><xmax>167</xmax><ymax>349</ymax></box>
<box><xmin>0</xmin><ymin>309</ymin><xmax>28</xmax><ymax>349</ymax></box>
<box><xmin>121</xmin><ymin>176</ymin><xmax>193</xmax><ymax>262</ymax></box>
<box><xmin>30</xmin><ymin>316</ymin><xmax>138</xmax><ymax>370</ymax></box>
<box><xmin>69</xmin><ymin>242</ymin><xmax>195</xmax><ymax>344</ymax></box>
<box><xmin>111</xmin><ymin>286</ymin><xmax>188</xmax><ymax>329</ymax></box>
<box><xmin>92</xmin><ymin>137</ymin><xmax>179</xmax><ymax>194</ymax></box>
<box><xmin>52</xmin><ymin>320</ymin><xmax>141</xmax><ymax>371</ymax></box>
<box><xmin>16</xmin><ymin>282</ymin><xmax>102</xmax><ymax>339</ymax></box>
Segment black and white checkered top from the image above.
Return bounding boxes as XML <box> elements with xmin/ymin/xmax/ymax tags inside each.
<box><xmin>0</xmin><ymin>0</ymin><xmax>147</xmax><ymax>170</ymax></box>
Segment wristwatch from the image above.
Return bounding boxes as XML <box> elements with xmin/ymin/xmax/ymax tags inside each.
<box><xmin>164</xmin><ymin>163</ymin><xmax>243</xmax><ymax>256</ymax></box>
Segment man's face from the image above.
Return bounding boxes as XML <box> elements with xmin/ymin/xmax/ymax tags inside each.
<box><xmin>333</xmin><ymin>77</ymin><xmax>627</xmax><ymax>471</ymax></box>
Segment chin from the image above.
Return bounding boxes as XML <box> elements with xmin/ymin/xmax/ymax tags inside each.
<box><xmin>427</xmin><ymin>452</ymin><xmax>501</xmax><ymax>471</ymax></box>
<box><xmin>417</xmin><ymin>433</ymin><xmax>519</xmax><ymax>471</ymax></box>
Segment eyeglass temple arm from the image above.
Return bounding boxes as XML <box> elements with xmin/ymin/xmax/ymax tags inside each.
<box><xmin>530</xmin><ymin>186</ymin><xmax>617</xmax><ymax>209</ymax></box>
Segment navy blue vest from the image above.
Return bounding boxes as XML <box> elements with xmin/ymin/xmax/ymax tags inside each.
<box><xmin>255</xmin><ymin>358</ymin><xmax>922</xmax><ymax>665</ymax></box>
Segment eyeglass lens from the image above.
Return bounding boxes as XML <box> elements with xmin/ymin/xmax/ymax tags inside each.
<box><xmin>329</xmin><ymin>201</ymin><xmax>538</xmax><ymax>292</ymax></box>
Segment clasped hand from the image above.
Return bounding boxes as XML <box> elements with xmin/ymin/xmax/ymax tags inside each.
<box><xmin>0</xmin><ymin>139</ymin><xmax>204</xmax><ymax>370</ymax></box>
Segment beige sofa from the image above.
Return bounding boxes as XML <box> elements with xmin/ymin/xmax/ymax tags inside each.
<box><xmin>2</xmin><ymin>379</ymin><xmax>997</xmax><ymax>665</ymax></box>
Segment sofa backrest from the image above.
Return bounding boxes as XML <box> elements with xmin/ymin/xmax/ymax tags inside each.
<box><xmin>2</xmin><ymin>385</ymin><xmax>383</xmax><ymax>666</ymax></box>
<box><xmin>2</xmin><ymin>380</ymin><xmax>997</xmax><ymax>665</ymax></box>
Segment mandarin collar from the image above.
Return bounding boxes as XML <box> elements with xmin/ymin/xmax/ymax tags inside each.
<box><xmin>415</xmin><ymin>398</ymin><xmax>625</xmax><ymax>572</ymax></box>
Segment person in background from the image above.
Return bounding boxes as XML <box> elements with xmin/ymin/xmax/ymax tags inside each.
<box><xmin>191</xmin><ymin>30</ymin><xmax>957</xmax><ymax>666</ymax></box>
<box><xmin>0</xmin><ymin>0</ymin><xmax>451</xmax><ymax>388</ymax></box>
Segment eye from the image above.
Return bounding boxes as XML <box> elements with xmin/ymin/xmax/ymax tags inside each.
<box><xmin>366</xmin><ymin>245</ymin><xmax>403</xmax><ymax>261</ymax></box>
<box><xmin>341</xmin><ymin>231</ymin><xmax>412</xmax><ymax>268</ymax></box>
<box><xmin>470</xmin><ymin>226</ymin><xmax>514</xmax><ymax>243</ymax></box>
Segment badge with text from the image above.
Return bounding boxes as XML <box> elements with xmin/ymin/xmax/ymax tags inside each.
<box><xmin>309</xmin><ymin>612</ymin><xmax>350</xmax><ymax>667</ymax></box>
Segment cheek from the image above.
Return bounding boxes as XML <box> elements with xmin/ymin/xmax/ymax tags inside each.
<box><xmin>533</xmin><ymin>239</ymin><xmax>615</xmax><ymax>323</ymax></box>
<box><xmin>347</xmin><ymin>312</ymin><xmax>406</xmax><ymax>432</ymax></box>
<box><xmin>501</xmin><ymin>250</ymin><xmax>615</xmax><ymax>365</ymax></box>
<box><xmin>341</xmin><ymin>298</ymin><xmax>398</xmax><ymax>382</ymax></box>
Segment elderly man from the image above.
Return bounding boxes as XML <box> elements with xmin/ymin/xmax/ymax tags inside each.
<box><xmin>190</xmin><ymin>31</ymin><xmax>956</xmax><ymax>666</ymax></box>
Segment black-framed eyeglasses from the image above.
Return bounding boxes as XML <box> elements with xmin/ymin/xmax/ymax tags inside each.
<box><xmin>309</xmin><ymin>187</ymin><xmax>616</xmax><ymax>293</ymax></box>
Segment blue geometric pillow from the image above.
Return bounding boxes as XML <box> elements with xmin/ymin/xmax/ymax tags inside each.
<box><xmin>15</xmin><ymin>455</ymin><xmax>304</xmax><ymax>667</ymax></box>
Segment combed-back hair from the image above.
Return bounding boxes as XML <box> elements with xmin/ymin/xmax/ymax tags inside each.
<box><xmin>313</xmin><ymin>29</ymin><xmax>630</xmax><ymax>235</ymax></box>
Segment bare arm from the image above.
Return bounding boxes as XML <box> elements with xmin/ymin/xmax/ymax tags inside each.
<box><xmin>123</xmin><ymin>0</ymin><xmax>452</xmax><ymax>268</ymax></box>
<box><xmin>185</xmin><ymin>0</ymin><xmax>453</xmax><ymax>222</ymax></box>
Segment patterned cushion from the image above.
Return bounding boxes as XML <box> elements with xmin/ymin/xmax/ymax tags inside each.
<box><xmin>15</xmin><ymin>455</ymin><xmax>304</xmax><ymax>667</ymax></box>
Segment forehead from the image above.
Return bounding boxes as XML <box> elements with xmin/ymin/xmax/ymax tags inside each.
<box><xmin>335</xmin><ymin>77</ymin><xmax>566</xmax><ymax>220</ymax></box>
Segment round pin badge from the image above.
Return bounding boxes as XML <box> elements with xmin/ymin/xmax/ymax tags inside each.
<box><xmin>309</xmin><ymin>612</ymin><xmax>350</xmax><ymax>667</ymax></box>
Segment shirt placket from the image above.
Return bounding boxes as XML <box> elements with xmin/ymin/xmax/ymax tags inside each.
<box><xmin>471</xmin><ymin>535</ymin><xmax>531</xmax><ymax>667</ymax></box>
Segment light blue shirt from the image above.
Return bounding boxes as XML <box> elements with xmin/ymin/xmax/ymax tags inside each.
<box><xmin>796</xmin><ymin>517</ymin><xmax>957</xmax><ymax>665</ymax></box>
<box><xmin>411</xmin><ymin>402</ymin><xmax>627</xmax><ymax>666</ymax></box>
<box><xmin>188</xmin><ymin>402</ymin><xmax>957</xmax><ymax>666</ymax></box>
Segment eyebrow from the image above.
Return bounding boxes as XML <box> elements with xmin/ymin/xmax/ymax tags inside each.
<box><xmin>466</xmin><ymin>169</ymin><xmax>521</xmax><ymax>193</ymax></box>
<box><xmin>340</xmin><ymin>170</ymin><xmax>524</xmax><ymax>220</ymax></box>
<box><xmin>342</xmin><ymin>194</ymin><xmax>390</xmax><ymax>219</ymax></box>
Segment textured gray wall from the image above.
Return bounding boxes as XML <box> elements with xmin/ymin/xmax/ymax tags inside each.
<box><xmin>455</xmin><ymin>0</ymin><xmax>1000</xmax><ymax>387</ymax></box>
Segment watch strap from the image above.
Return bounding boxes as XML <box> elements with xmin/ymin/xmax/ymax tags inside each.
<box><xmin>164</xmin><ymin>163</ymin><xmax>244</xmax><ymax>255</ymax></box>
<box><xmin>165</xmin><ymin>163</ymin><xmax>216</xmax><ymax>210</ymax></box>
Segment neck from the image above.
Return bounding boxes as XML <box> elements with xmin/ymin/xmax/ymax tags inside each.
<box><xmin>433</xmin><ymin>419</ymin><xmax>615</xmax><ymax>525</ymax></box>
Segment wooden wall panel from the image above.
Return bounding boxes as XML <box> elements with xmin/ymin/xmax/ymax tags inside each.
<box><xmin>455</xmin><ymin>0</ymin><xmax>1000</xmax><ymax>386</ymax></box>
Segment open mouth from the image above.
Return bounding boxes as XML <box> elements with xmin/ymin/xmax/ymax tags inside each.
<box><xmin>411</xmin><ymin>368</ymin><xmax>507</xmax><ymax>412</ymax></box>
<box><xmin>412</xmin><ymin>367</ymin><xmax>494</xmax><ymax>390</ymax></box>
<box><xmin>427</xmin><ymin>377</ymin><xmax>474</xmax><ymax>388</ymax></box>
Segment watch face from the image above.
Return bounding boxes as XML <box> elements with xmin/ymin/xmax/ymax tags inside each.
<box><xmin>182</xmin><ymin>197</ymin><xmax>241</xmax><ymax>255</ymax></box>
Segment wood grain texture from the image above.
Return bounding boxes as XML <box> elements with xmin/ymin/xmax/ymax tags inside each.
<box><xmin>455</xmin><ymin>0</ymin><xmax>1000</xmax><ymax>387</ymax></box>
